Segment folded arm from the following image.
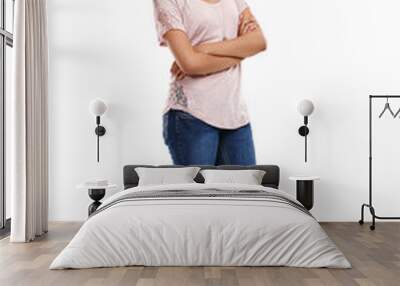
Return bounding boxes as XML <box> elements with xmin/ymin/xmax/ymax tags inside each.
<box><xmin>164</xmin><ymin>30</ymin><xmax>242</xmax><ymax>76</ymax></box>
<box><xmin>195</xmin><ymin>8</ymin><xmax>267</xmax><ymax>59</ymax></box>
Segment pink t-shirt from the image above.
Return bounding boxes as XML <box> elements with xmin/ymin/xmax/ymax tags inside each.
<box><xmin>153</xmin><ymin>0</ymin><xmax>250</xmax><ymax>129</ymax></box>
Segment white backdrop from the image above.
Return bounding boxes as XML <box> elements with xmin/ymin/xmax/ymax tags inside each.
<box><xmin>47</xmin><ymin>0</ymin><xmax>400</xmax><ymax>221</ymax></box>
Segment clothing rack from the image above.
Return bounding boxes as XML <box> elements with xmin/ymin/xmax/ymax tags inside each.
<box><xmin>359</xmin><ymin>95</ymin><xmax>400</xmax><ymax>230</ymax></box>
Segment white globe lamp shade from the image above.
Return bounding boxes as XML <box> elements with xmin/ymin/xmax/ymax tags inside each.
<box><xmin>89</xmin><ymin>99</ymin><xmax>107</xmax><ymax>117</ymax></box>
<box><xmin>297</xmin><ymin>99</ymin><xmax>315</xmax><ymax>116</ymax></box>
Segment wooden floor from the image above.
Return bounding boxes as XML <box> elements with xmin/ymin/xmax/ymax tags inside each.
<box><xmin>0</xmin><ymin>222</ymin><xmax>399</xmax><ymax>286</ymax></box>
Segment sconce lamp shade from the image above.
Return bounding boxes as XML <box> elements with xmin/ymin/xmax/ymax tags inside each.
<box><xmin>89</xmin><ymin>99</ymin><xmax>107</xmax><ymax>117</ymax></box>
<box><xmin>297</xmin><ymin>99</ymin><xmax>315</xmax><ymax>117</ymax></box>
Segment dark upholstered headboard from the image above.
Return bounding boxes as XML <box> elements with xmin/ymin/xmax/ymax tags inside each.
<box><xmin>123</xmin><ymin>165</ymin><xmax>280</xmax><ymax>190</ymax></box>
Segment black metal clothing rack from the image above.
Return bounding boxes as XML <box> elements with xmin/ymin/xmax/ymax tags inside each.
<box><xmin>359</xmin><ymin>95</ymin><xmax>400</xmax><ymax>230</ymax></box>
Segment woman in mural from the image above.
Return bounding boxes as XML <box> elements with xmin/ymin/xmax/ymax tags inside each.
<box><xmin>153</xmin><ymin>0</ymin><xmax>267</xmax><ymax>165</ymax></box>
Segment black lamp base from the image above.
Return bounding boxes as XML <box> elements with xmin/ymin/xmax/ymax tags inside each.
<box><xmin>95</xmin><ymin>126</ymin><xmax>106</xmax><ymax>136</ymax></box>
<box><xmin>298</xmin><ymin>126</ymin><xmax>309</xmax><ymax>137</ymax></box>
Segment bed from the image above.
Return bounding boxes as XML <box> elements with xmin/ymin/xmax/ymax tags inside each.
<box><xmin>50</xmin><ymin>165</ymin><xmax>350</xmax><ymax>269</ymax></box>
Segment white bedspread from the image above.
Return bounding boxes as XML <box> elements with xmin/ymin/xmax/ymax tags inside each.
<box><xmin>50</xmin><ymin>183</ymin><xmax>351</xmax><ymax>269</ymax></box>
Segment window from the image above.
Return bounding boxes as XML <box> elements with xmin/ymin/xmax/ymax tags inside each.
<box><xmin>0</xmin><ymin>0</ymin><xmax>14</xmax><ymax>234</ymax></box>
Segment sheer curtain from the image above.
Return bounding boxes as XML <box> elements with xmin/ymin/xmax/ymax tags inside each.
<box><xmin>9</xmin><ymin>0</ymin><xmax>49</xmax><ymax>242</ymax></box>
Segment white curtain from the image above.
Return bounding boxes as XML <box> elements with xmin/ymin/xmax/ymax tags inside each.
<box><xmin>10</xmin><ymin>0</ymin><xmax>49</xmax><ymax>242</ymax></box>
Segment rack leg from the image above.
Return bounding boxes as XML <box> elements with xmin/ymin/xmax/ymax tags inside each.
<box><xmin>360</xmin><ymin>202</ymin><xmax>400</xmax><ymax>230</ymax></box>
<box><xmin>359</xmin><ymin>204</ymin><xmax>366</xmax><ymax>225</ymax></box>
<box><xmin>370</xmin><ymin>206</ymin><xmax>376</xmax><ymax>231</ymax></box>
<box><xmin>359</xmin><ymin>204</ymin><xmax>376</xmax><ymax>230</ymax></box>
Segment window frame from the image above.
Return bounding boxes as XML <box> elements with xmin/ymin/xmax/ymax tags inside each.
<box><xmin>0</xmin><ymin>0</ymin><xmax>14</xmax><ymax>233</ymax></box>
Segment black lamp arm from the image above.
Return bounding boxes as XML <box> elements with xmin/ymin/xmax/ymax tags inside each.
<box><xmin>94</xmin><ymin>116</ymin><xmax>106</xmax><ymax>162</ymax></box>
<box><xmin>298</xmin><ymin>116</ymin><xmax>310</xmax><ymax>163</ymax></box>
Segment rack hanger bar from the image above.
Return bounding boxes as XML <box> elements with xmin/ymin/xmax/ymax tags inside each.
<box><xmin>370</xmin><ymin>95</ymin><xmax>400</xmax><ymax>98</ymax></box>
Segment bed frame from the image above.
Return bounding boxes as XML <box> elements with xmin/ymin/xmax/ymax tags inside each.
<box><xmin>123</xmin><ymin>165</ymin><xmax>280</xmax><ymax>190</ymax></box>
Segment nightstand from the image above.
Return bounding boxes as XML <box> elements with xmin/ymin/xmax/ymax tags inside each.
<box><xmin>77</xmin><ymin>183</ymin><xmax>117</xmax><ymax>216</ymax></box>
<box><xmin>289</xmin><ymin>176</ymin><xmax>320</xmax><ymax>211</ymax></box>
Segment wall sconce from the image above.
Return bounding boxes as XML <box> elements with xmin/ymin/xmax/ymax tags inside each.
<box><xmin>89</xmin><ymin>99</ymin><xmax>107</xmax><ymax>162</ymax></box>
<box><xmin>297</xmin><ymin>99</ymin><xmax>315</xmax><ymax>163</ymax></box>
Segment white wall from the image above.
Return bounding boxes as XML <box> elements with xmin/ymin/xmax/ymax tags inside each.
<box><xmin>48</xmin><ymin>0</ymin><xmax>400</xmax><ymax>221</ymax></box>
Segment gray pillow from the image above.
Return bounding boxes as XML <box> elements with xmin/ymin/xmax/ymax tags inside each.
<box><xmin>135</xmin><ymin>167</ymin><xmax>200</xmax><ymax>186</ymax></box>
<box><xmin>200</xmin><ymin>169</ymin><xmax>266</xmax><ymax>185</ymax></box>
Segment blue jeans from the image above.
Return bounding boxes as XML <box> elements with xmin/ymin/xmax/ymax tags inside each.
<box><xmin>163</xmin><ymin>110</ymin><xmax>256</xmax><ymax>166</ymax></box>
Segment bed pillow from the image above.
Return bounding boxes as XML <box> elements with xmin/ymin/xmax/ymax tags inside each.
<box><xmin>135</xmin><ymin>167</ymin><xmax>200</xmax><ymax>186</ymax></box>
<box><xmin>200</xmin><ymin>169</ymin><xmax>266</xmax><ymax>185</ymax></box>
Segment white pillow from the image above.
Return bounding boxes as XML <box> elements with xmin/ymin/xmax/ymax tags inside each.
<box><xmin>200</xmin><ymin>169</ymin><xmax>266</xmax><ymax>185</ymax></box>
<box><xmin>135</xmin><ymin>167</ymin><xmax>200</xmax><ymax>186</ymax></box>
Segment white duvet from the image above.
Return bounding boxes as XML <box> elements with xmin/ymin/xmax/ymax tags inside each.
<box><xmin>50</xmin><ymin>183</ymin><xmax>351</xmax><ymax>269</ymax></box>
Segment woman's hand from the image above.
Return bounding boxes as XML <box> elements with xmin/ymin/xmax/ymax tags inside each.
<box><xmin>170</xmin><ymin>61</ymin><xmax>187</xmax><ymax>80</ymax></box>
<box><xmin>193</xmin><ymin>9</ymin><xmax>260</xmax><ymax>54</ymax></box>
<box><xmin>193</xmin><ymin>11</ymin><xmax>260</xmax><ymax>56</ymax></box>
<box><xmin>239</xmin><ymin>13</ymin><xmax>259</xmax><ymax>36</ymax></box>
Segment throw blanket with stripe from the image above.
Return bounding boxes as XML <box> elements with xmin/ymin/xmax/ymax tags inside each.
<box><xmin>91</xmin><ymin>189</ymin><xmax>312</xmax><ymax>218</ymax></box>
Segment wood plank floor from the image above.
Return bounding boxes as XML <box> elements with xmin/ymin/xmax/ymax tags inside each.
<box><xmin>0</xmin><ymin>222</ymin><xmax>399</xmax><ymax>286</ymax></box>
